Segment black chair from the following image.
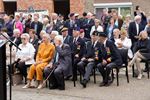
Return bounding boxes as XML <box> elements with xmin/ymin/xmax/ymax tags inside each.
<box><xmin>79</xmin><ymin>64</ymin><xmax>97</xmax><ymax>84</ymax></box>
<box><xmin>132</xmin><ymin>59</ymin><xmax>150</xmax><ymax>79</ymax></box>
<box><xmin>112</xmin><ymin>49</ymin><xmax>129</xmax><ymax>86</ymax></box>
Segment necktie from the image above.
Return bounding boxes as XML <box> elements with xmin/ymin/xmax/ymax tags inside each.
<box><xmin>73</xmin><ymin>38</ymin><xmax>76</xmax><ymax>44</ymax></box>
<box><xmin>54</xmin><ymin>52</ymin><xmax>59</xmax><ymax>63</ymax></box>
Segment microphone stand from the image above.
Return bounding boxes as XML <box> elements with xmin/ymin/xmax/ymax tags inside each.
<box><xmin>1</xmin><ymin>33</ymin><xmax>21</xmax><ymax>100</ymax></box>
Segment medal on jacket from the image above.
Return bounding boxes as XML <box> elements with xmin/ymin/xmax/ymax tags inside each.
<box><xmin>106</xmin><ymin>47</ymin><xmax>111</xmax><ymax>63</ymax></box>
<box><xmin>94</xmin><ymin>48</ymin><xmax>98</xmax><ymax>60</ymax></box>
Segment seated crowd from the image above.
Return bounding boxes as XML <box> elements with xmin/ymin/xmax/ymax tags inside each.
<box><xmin>1</xmin><ymin>6</ymin><xmax>150</xmax><ymax>90</ymax></box>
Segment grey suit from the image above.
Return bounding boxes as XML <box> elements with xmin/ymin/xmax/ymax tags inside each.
<box><xmin>44</xmin><ymin>44</ymin><xmax>72</xmax><ymax>89</ymax></box>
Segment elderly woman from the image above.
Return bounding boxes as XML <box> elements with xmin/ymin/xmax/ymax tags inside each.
<box><xmin>90</xmin><ymin>19</ymin><xmax>103</xmax><ymax>36</ymax></box>
<box><xmin>113</xmin><ymin>28</ymin><xmax>120</xmax><ymax>42</ymax></box>
<box><xmin>23</xmin><ymin>33</ymin><xmax>55</xmax><ymax>89</ymax></box>
<box><xmin>115</xmin><ymin>29</ymin><xmax>133</xmax><ymax>59</ymax></box>
<box><xmin>129</xmin><ymin>31</ymin><xmax>150</xmax><ymax>79</ymax></box>
<box><xmin>15</xmin><ymin>33</ymin><xmax>35</xmax><ymax>83</ymax></box>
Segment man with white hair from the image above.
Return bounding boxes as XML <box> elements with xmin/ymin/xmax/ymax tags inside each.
<box><xmin>50</xmin><ymin>30</ymin><xmax>59</xmax><ymax>43</ymax></box>
<box><xmin>44</xmin><ymin>35</ymin><xmax>72</xmax><ymax>90</ymax></box>
<box><xmin>128</xmin><ymin>15</ymin><xmax>143</xmax><ymax>50</ymax></box>
<box><xmin>51</xmin><ymin>13</ymin><xmax>63</xmax><ymax>32</ymax></box>
<box><xmin>10</xmin><ymin>29</ymin><xmax>21</xmax><ymax>46</ymax></box>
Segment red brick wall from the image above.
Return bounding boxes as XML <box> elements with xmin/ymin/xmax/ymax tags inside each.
<box><xmin>0</xmin><ymin>0</ymin><xmax>4</xmax><ymax>12</ymax></box>
<box><xmin>94</xmin><ymin>0</ymin><xmax>130</xmax><ymax>3</ymax></box>
<box><xmin>17</xmin><ymin>0</ymin><xmax>54</xmax><ymax>14</ymax></box>
<box><xmin>70</xmin><ymin>0</ymin><xmax>85</xmax><ymax>16</ymax></box>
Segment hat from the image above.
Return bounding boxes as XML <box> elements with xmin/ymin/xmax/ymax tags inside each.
<box><xmin>69</xmin><ymin>13</ymin><xmax>75</xmax><ymax>17</ymax></box>
<box><xmin>73</xmin><ymin>27</ymin><xmax>80</xmax><ymax>31</ymax></box>
<box><xmin>80</xmin><ymin>29</ymin><xmax>84</xmax><ymax>33</ymax></box>
<box><xmin>92</xmin><ymin>31</ymin><xmax>99</xmax><ymax>36</ymax></box>
<box><xmin>61</xmin><ymin>27</ymin><xmax>68</xmax><ymax>32</ymax></box>
<box><xmin>98</xmin><ymin>32</ymin><xmax>107</xmax><ymax>37</ymax></box>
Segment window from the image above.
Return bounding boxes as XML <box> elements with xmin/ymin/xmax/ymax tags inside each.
<box><xmin>94</xmin><ymin>2</ymin><xmax>132</xmax><ymax>19</ymax></box>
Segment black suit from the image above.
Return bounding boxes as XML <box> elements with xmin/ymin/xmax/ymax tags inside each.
<box><xmin>82</xmin><ymin>19</ymin><xmax>94</xmax><ymax>38</ymax></box>
<box><xmin>128</xmin><ymin>21</ymin><xmax>143</xmax><ymax>44</ymax></box>
<box><xmin>30</xmin><ymin>21</ymin><xmax>43</xmax><ymax>39</ymax></box>
<box><xmin>10</xmin><ymin>37</ymin><xmax>21</xmax><ymax>46</ymax></box>
<box><xmin>64</xmin><ymin>19</ymin><xmax>80</xmax><ymax>36</ymax></box>
<box><xmin>97</xmin><ymin>40</ymin><xmax>122</xmax><ymax>84</ymax></box>
<box><xmin>71</xmin><ymin>37</ymin><xmax>86</xmax><ymax>80</ymax></box>
<box><xmin>63</xmin><ymin>35</ymin><xmax>73</xmax><ymax>48</ymax></box>
<box><xmin>77</xmin><ymin>41</ymin><xmax>101</xmax><ymax>81</ymax></box>
<box><xmin>53</xmin><ymin>20</ymin><xmax>63</xmax><ymax>32</ymax></box>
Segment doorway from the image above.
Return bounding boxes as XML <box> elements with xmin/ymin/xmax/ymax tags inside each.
<box><xmin>4</xmin><ymin>2</ymin><xmax>17</xmax><ymax>15</ymax></box>
<box><xmin>54</xmin><ymin>0</ymin><xmax>70</xmax><ymax>20</ymax></box>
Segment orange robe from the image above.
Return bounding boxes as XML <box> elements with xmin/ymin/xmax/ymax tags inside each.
<box><xmin>27</xmin><ymin>42</ymin><xmax>55</xmax><ymax>81</ymax></box>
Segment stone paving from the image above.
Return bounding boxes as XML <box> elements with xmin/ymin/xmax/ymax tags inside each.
<box><xmin>9</xmin><ymin>71</ymin><xmax>150</xmax><ymax>100</ymax></box>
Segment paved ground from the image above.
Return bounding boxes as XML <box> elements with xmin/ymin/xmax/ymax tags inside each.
<box><xmin>9</xmin><ymin>69</ymin><xmax>150</xmax><ymax>100</ymax></box>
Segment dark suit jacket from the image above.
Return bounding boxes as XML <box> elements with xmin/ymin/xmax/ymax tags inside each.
<box><xmin>98</xmin><ymin>40</ymin><xmax>123</xmax><ymax>66</ymax></box>
<box><xmin>82</xmin><ymin>19</ymin><xmax>95</xmax><ymax>38</ymax></box>
<box><xmin>134</xmin><ymin>39</ymin><xmax>150</xmax><ymax>59</ymax></box>
<box><xmin>10</xmin><ymin>37</ymin><xmax>21</xmax><ymax>46</ymax></box>
<box><xmin>71</xmin><ymin>37</ymin><xmax>86</xmax><ymax>58</ymax></box>
<box><xmin>128</xmin><ymin>21</ymin><xmax>143</xmax><ymax>44</ymax></box>
<box><xmin>116</xmin><ymin>18</ymin><xmax>123</xmax><ymax>30</ymax></box>
<box><xmin>64</xmin><ymin>19</ymin><xmax>80</xmax><ymax>36</ymax></box>
<box><xmin>52</xmin><ymin>20</ymin><xmax>63</xmax><ymax>32</ymax></box>
<box><xmin>84</xmin><ymin>41</ymin><xmax>101</xmax><ymax>59</ymax></box>
<box><xmin>3</xmin><ymin>20</ymin><xmax>13</xmax><ymax>37</ymax></box>
<box><xmin>56</xmin><ymin>44</ymin><xmax>72</xmax><ymax>77</ymax></box>
<box><xmin>30</xmin><ymin>21</ymin><xmax>43</xmax><ymax>39</ymax></box>
<box><xmin>30</xmin><ymin>36</ymin><xmax>39</xmax><ymax>50</ymax></box>
<box><xmin>63</xmin><ymin>35</ymin><xmax>73</xmax><ymax>49</ymax></box>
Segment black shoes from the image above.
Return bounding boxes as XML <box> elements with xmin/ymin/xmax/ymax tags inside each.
<box><xmin>80</xmin><ymin>79</ymin><xmax>87</xmax><ymax>88</ymax></box>
<box><xmin>58</xmin><ymin>86</ymin><xmax>65</xmax><ymax>90</ymax></box>
<box><xmin>64</xmin><ymin>75</ymin><xmax>72</xmax><ymax>80</ymax></box>
<box><xmin>99</xmin><ymin>82</ymin><xmax>106</xmax><ymax>87</ymax></box>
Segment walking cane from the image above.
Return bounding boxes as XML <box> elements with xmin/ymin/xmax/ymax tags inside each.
<box><xmin>41</xmin><ymin>65</ymin><xmax>57</xmax><ymax>87</ymax></box>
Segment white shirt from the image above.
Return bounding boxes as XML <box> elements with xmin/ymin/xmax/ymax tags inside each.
<box><xmin>135</xmin><ymin>22</ymin><xmax>139</xmax><ymax>35</ymax></box>
<box><xmin>90</xmin><ymin>25</ymin><xmax>103</xmax><ymax>36</ymax></box>
<box><xmin>16</xmin><ymin>42</ymin><xmax>35</xmax><ymax>65</ymax></box>
<box><xmin>115</xmin><ymin>37</ymin><xmax>133</xmax><ymax>58</ymax></box>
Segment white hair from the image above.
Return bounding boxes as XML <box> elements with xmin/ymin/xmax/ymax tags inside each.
<box><xmin>87</xmin><ymin>12</ymin><xmax>93</xmax><ymax>16</ymax></box>
<box><xmin>42</xmin><ymin>33</ymin><xmax>50</xmax><ymax>39</ymax></box>
<box><xmin>51</xmin><ymin>31</ymin><xmax>59</xmax><ymax>36</ymax></box>
<box><xmin>55</xmin><ymin>35</ymin><xmax>63</xmax><ymax>43</ymax></box>
<box><xmin>13</xmin><ymin>29</ymin><xmax>20</xmax><ymax>34</ymax></box>
<box><xmin>134</xmin><ymin>15</ymin><xmax>141</xmax><ymax>21</ymax></box>
<box><xmin>40</xmin><ymin>30</ymin><xmax>47</xmax><ymax>34</ymax></box>
<box><xmin>21</xmin><ymin>33</ymin><xmax>30</xmax><ymax>39</ymax></box>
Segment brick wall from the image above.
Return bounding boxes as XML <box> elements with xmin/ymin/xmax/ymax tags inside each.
<box><xmin>0</xmin><ymin>0</ymin><xmax>4</xmax><ymax>12</ymax></box>
<box><xmin>131</xmin><ymin>0</ymin><xmax>150</xmax><ymax>16</ymax></box>
<box><xmin>17</xmin><ymin>0</ymin><xmax>54</xmax><ymax>14</ymax></box>
<box><xmin>70</xmin><ymin>0</ymin><xmax>85</xmax><ymax>16</ymax></box>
